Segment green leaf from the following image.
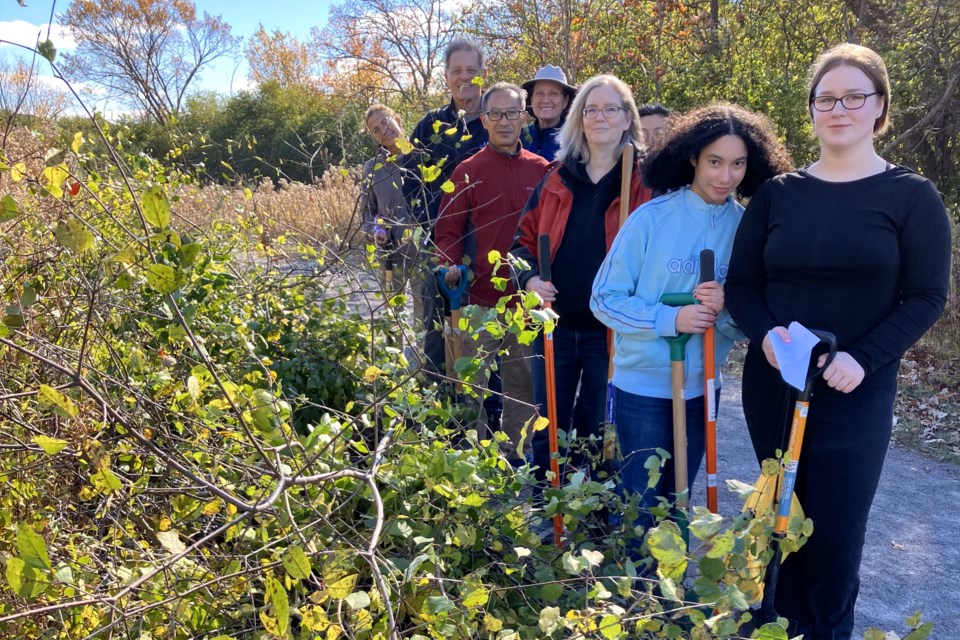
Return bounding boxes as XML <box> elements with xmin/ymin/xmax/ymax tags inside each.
<box><xmin>599</xmin><ymin>614</ymin><xmax>623</xmax><ymax>639</ymax></box>
<box><xmin>753</xmin><ymin>622</ymin><xmax>790</xmax><ymax>640</ymax></box>
<box><xmin>659</xmin><ymin>576</ymin><xmax>681</xmax><ymax>602</ymax></box>
<box><xmin>179</xmin><ymin>243</ymin><xmax>202</xmax><ymax>268</ymax></box>
<box><xmin>266</xmin><ymin>577</ymin><xmax>289</xmax><ymax>636</ymax></box>
<box><xmin>18</xmin><ymin>523</ymin><xmax>52</xmax><ymax>570</ymax></box>
<box><xmin>426</xmin><ymin>594</ymin><xmax>456</xmax><ymax>615</ymax></box>
<box><xmin>54</xmin><ymin>219</ymin><xmax>95</xmax><ymax>253</ymax></box>
<box><xmin>144</xmin><ymin>264</ymin><xmax>184</xmax><ymax>294</ymax></box>
<box><xmin>282</xmin><ymin>546</ymin><xmax>311</xmax><ymax>580</ymax></box>
<box><xmin>142</xmin><ymin>185</ymin><xmax>171</xmax><ymax>229</ymax></box>
<box><xmin>345</xmin><ymin>590</ymin><xmax>371</xmax><ymax>610</ymax></box>
<box><xmin>462</xmin><ymin>585</ymin><xmax>489</xmax><ymax>608</ymax></box>
<box><xmin>689</xmin><ymin>507</ymin><xmax>724</xmax><ymax>539</ymax></box>
<box><xmin>327</xmin><ymin>574</ymin><xmax>357</xmax><ymax>599</ymax></box>
<box><xmin>539</xmin><ymin>582</ymin><xmax>563</xmax><ymax>601</ymax></box>
<box><xmin>5</xmin><ymin>556</ymin><xmax>45</xmax><ymax>598</ymax></box>
<box><xmin>0</xmin><ymin>194</ymin><xmax>19</xmax><ymax>222</ymax></box>
<box><xmin>31</xmin><ymin>435</ymin><xmax>69</xmax><ymax>455</ymax></box>
<box><xmin>19</xmin><ymin>286</ymin><xmax>37</xmax><ymax>307</ymax></box>
<box><xmin>647</xmin><ymin>521</ymin><xmax>687</xmax><ymax>580</ymax></box>
<box><xmin>37</xmin><ymin>38</ymin><xmax>57</xmax><ymax>63</ymax></box>
<box><xmin>38</xmin><ymin>384</ymin><xmax>78</xmax><ymax>418</ymax></box>
<box><xmin>91</xmin><ymin>468</ymin><xmax>122</xmax><ymax>494</ymax></box>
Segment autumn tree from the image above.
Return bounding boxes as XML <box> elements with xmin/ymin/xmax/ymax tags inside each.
<box><xmin>245</xmin><ymin>26</ymin><xmax>321</xmax><ymax>89</ymax></box>
<box><xmin>313</xmin><ymin>0</ymin><xmax>460</xmax><ymax>107</ymax></box>
<box><xmin>60</xmin><ymin>0</ymin><xmax>239</xmax><ymax>124</ymax></box>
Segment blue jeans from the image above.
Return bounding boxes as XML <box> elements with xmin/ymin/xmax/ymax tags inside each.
<box><xmin>615</xmin><ymin>385</ymin><xmax>718</xmax><ymax>534</ymax></box>
<box><xmin>531</xmin><ymin>325</ymin><xmax>608</xmax><ymax>483</ymax></box>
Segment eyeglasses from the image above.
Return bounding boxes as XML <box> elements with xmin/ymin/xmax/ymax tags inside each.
<box><xmin>583</xmin><ymin>106</ymin><xmax>627</xmax><ymax>120</ymax></box>
<box><xmin>810</xmin><ymin>92</ymin><xmax>880</xmax><ymax>112</ymax></box>
<box><xmin>484</xmin><ymin>109</ymin><xmax>524</xmax><ymax>121</ymax></box>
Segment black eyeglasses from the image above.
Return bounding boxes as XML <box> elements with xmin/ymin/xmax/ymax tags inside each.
<box><xmin>484</xmin><ymin>109</ymin><xmax>524</xmax><ymax>121</ymax></box>
<box><xmin>810</xmin><ymin>92</ymin><xmax>880</xmax><ymax>112</ymax></box>
<box><xmin>582</xmin><ymin>106</ymin><xmax>627</xmax><ymax>119</ymax></box>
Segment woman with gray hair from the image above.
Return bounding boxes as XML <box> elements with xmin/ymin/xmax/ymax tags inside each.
<box><xmin>511</xmin><ymin>74</ymin><xmax>653</xmax><ymax>491</ymax></box>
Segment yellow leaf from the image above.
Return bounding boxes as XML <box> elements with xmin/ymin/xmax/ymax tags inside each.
<box><xmin>533</xmin><ymin>416</ymin><xmax>550</xmax><ymax>432</ymax></box>
<box><xmin>31</xmin><ymin>435</ymin><xmax>68</xmax><ymax>455</ymax></box>
<box><xmin>326</xmin><ymin>574</ymin><xmax>357</xmax><ymax>599</ymax></box>
<box><xmin>440</xmin><ymin>180</ymin><xmax>455</xmax><ymax>194</ymax></box>
<box><xmin>11</xmin><ymin>162</ymin><xmax>27</xmax><ymax>182</ymax></box>
<box><xmin>71</xmin><ymin>132</ymin><xmax>84</xmax><ymax>154</ymax></box>
<box><xmin>395</xmin><ymin>136</ymin><xmax>414</xmax><ymax>155</ymax></box>
<box><xmin>363</xmin><ymin>366</ymin><xmax>384</xmax><ymax>382</ymax></box>
<box><xmin>243</xmin><ymin>187</ymin><xmax>253</xmax><ymax>200</ymax></box>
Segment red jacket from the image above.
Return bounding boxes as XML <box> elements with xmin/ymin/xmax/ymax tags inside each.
<box><xmin>436</xmin><ymin>144</ymin><xmax>550</xmax><ymax>308</ymax></box>
<box><xmin>511</xmin><ymin>147</ymin><xmax>653</xmax><ymax>290</ymax></box>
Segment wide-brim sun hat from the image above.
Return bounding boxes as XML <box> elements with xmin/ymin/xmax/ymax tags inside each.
<box><xmin>521</xmin><ymin>65</ymin><xmax>577</xmax><ymax>102</ymax></box>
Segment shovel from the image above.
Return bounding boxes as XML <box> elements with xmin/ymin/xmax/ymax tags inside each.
<box><xmin>757</xmin><ymin>328</ymin><xmax>837</xmax><ymax>622</ymax></box>
<box><xmin>602</xmin><ymin>143</ymin><xmax>636</xmax><ymax>474</ymax></box>
<box><xmin>658</xmin><ymin>292</ymin><xmax>695</xmax><ymax>537</ymax></box>
<box><xmin>437</xmin><ymin>265</ymin><xmax>468</xmax><ymax>393</ymax></box>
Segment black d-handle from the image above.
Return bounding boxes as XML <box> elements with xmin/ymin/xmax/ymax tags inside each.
<box><xmin>699</xmin><ymin>249</ymin><xmax>715</xmax><ymax>284</ymax></box>
<box><xmin>807</xmin><ymin>329</ymin><xmax>838</xmax><ymax>384</ymax></box>
<box><xmin>538</xmin><ymin>234</ymin><xmax>552</xmax><ymax>283</ymax></box>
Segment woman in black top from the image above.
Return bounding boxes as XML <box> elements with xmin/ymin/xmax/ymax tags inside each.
<box><xmin>726</xmin><ymin>44</ymin><xmax>951</xmax><ymax>639</ymax></box>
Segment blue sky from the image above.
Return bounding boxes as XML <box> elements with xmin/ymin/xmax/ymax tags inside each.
<box><xmin>1</xmin><ymin>0</ymin><xmax>334</xmax><ymax>97</ymax></box>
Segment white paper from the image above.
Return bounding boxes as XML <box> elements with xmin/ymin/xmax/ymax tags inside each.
<box><xmin>769</xmin><ymin>321</ymin><xmax>820</xmax><ymax>392</ymax></box>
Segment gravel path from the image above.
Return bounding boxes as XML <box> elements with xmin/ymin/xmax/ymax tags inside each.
<box><xmin>690</xmin><ymin>374</ymin><xmax>960</xmax><ymax>638</ymax></box>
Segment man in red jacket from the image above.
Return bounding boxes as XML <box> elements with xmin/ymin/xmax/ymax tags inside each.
<box><xmin>436</xmin><ymin>82</ymin><xmax>551</xmax><ymax>465</ymax></box>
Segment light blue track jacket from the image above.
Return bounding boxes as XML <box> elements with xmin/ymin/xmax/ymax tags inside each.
<box><xmin>590</xmin><ymin>186</ymin><xmax>745</xmax><ymax>399</ymax></box>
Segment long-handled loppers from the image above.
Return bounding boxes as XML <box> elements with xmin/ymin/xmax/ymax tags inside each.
<box><xmin>699</xmin><ymin>249</ymin><xmax>719</xmax><ymax>513</ymax></box>
<box><xmin>758</xmin><ymin>329</ymin><xmax>837</xmax><ymax>622</ymax></box>
<box><xmin>538</xmin><ymin>234</ymin><xmax>563</xmax><ymax>548</ymax></box>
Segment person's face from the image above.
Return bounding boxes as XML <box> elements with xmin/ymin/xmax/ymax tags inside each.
<box><xmin>689</xmin><ymin>134</ymin><xmax>748</xmax><ymax>205</ymax></box>
<box><xmin>365</xmin><ymin>110</ymin><xmax>403</xmax><ymax>150</ymax></box>
<box><xmin>530</xmin><ymin>80</ymin><xmax>569</xmax><ymax>128</ymax></box>
<box><xmin>581</xmin><ymin>85</ymin><xmax>631</xmax><ymax>149</ymax></box>
<box><xmin>445</xmin><ymin>50</ymin><xmax>484</xmax><ymax>105</ymax></box>
<box><xmin>639</xmin><ymin>113</ymin><xmax>668</xmax><ymax>147</ymax></box>
<box><xmin>810</xmin><ymin>65</ymin><xmax>884</xmax><ymax>151</ymax></box>
<box><xmin>481</xmin><ymin>90</ymin><xmax>525</xmax><ymax>153</ymax></box>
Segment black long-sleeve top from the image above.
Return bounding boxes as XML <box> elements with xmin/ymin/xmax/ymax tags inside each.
<box><xmin>726</xmin><ymin>166</ymin><xmax>952</xmax><ymax>376</ymax></box>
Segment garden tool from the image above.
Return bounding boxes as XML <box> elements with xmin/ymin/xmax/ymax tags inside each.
<box><xmin>538</xmin><ymin>233</ymin><xmax>563</xmax><ymax>548</ymax></box>
<box><xmin>699</xmin><ymin>249</ymin><xmax>719</xmax><ymax>513</ymax></box>
<box><xmin>758</xmin><ymin>329</ymin><xmax>837</xmax><ymax>622</ymax></box>
<box><xmin>601</xmin><ymin>143</ymin><xmax>635</xmax><ymax>475</ymax></box>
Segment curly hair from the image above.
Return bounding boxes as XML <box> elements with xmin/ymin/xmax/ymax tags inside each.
<box><xmin>641</xmin><ymin>102</ymin><xmax>794</xmax><ymax>197</ymax></box>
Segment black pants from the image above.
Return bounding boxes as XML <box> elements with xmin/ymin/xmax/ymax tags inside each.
<box><xmin>742</xmin><ymin>347</ymin><xmax>898</xmax><ymax>640</ymax></box>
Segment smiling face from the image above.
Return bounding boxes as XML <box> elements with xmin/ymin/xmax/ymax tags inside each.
<box><xmin>810</xmin><ymin>64</ymin><xmax>884</xmax><ymax>153</ymax></box>
<box><xmin>481</xmin><ymin>89</ymin><xmax>525</xmax><ymax>154</ymax></box>
<box><xmin>689</xmin><ymin>134</ymin><xmax>748</xmax><ymax>205</ymax></box>
<box><xmin>445</xmin><ymin>49</ymin><xmax>483</xmax><ymax>107</ymax></box>
<box><xmin>365</xmin><ymin>109</ymin><xmax>403</xmax><ymax>152</ymax></box>
<box><xmin>530</xmin><ymin>80</ymin><xmax>570</xmax><ymax>129</ymax></box>
<box><xmin>581</xmin><ymin>84</ymin><xmax>631</xmax><ymax>150</ymax></box>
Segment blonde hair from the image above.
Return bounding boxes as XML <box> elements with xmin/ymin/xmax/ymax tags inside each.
<box><xmin>556</xmin><ymin>74</ymin><xmax>642</xmax><ymax>164</ymax></box>
<box><xmin>808</xmin><ymin>43</ymin><xmax>891</xmax><ymax>135</ymax></box>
